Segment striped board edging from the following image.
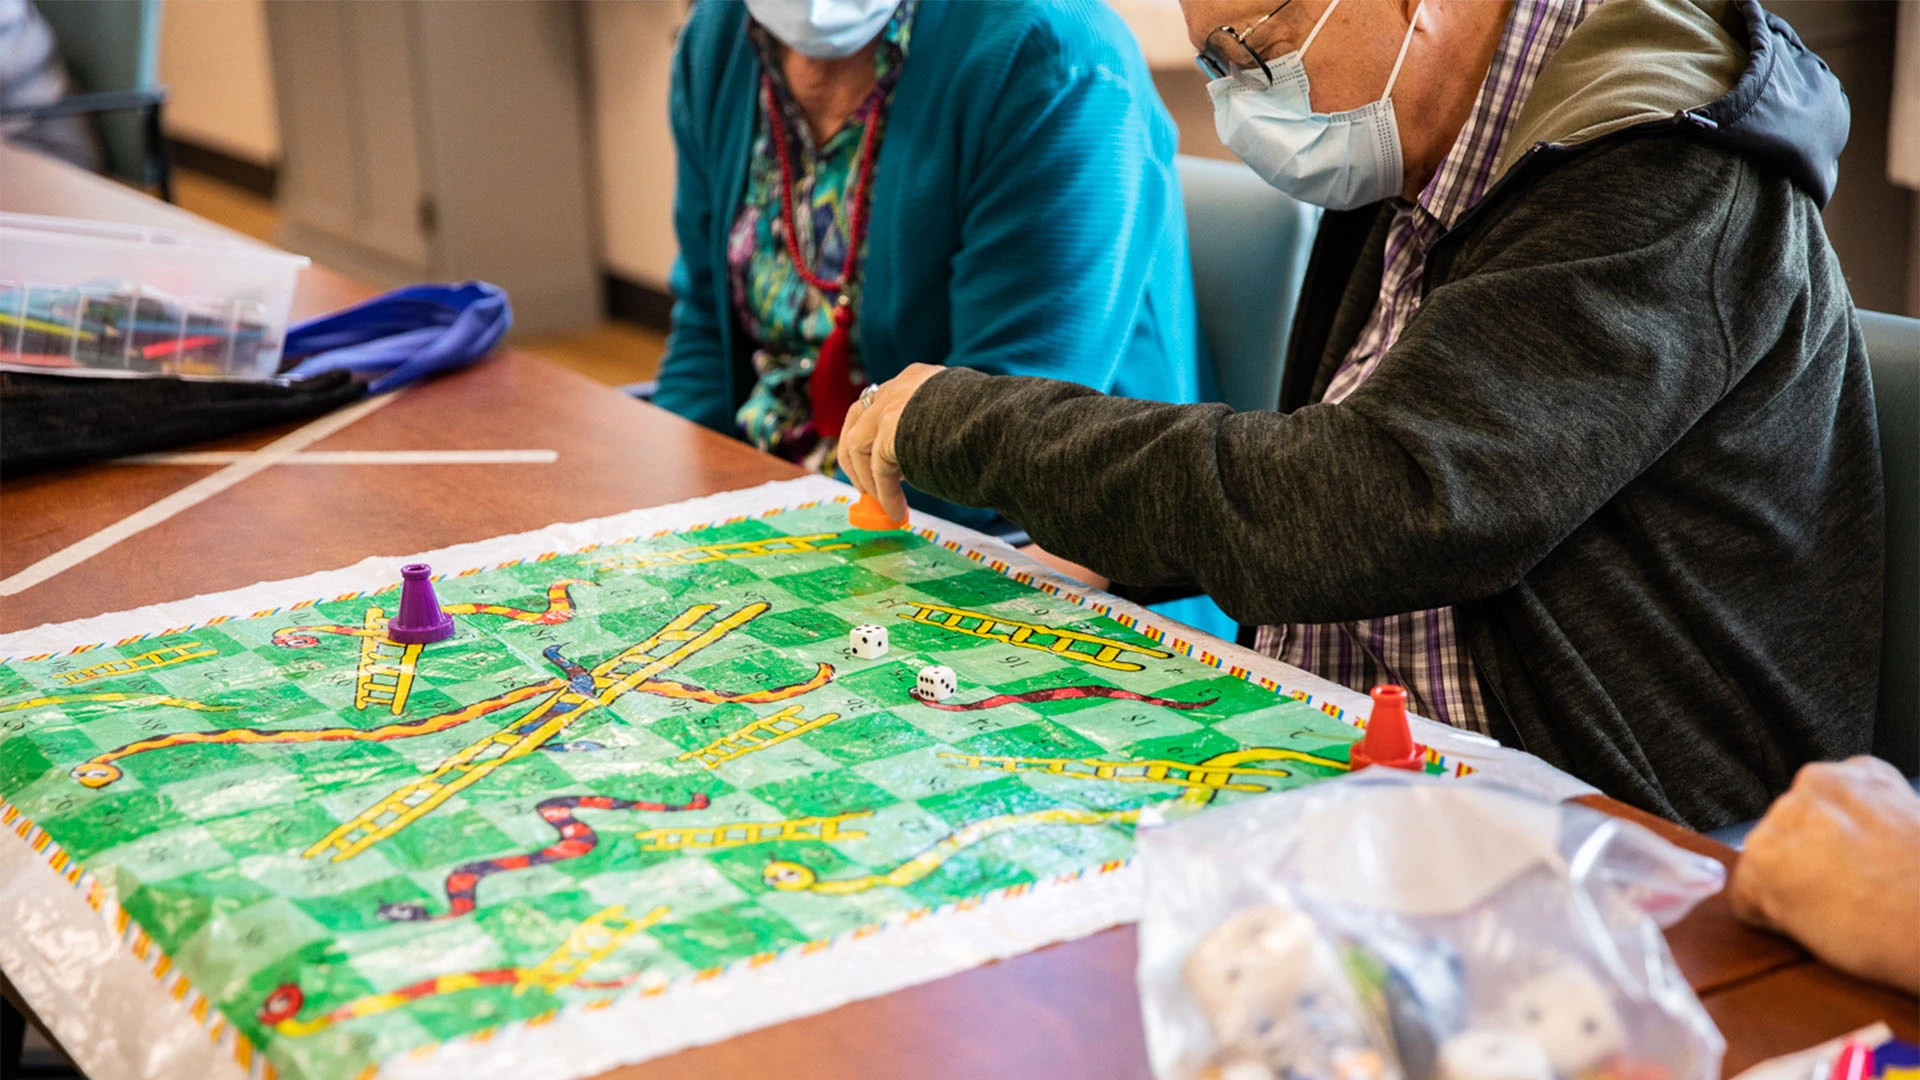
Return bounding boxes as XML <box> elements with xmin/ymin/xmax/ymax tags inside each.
<box><xmin>0</xmin><ymin>799</ymin><xmax>274</xmax><ymax>1079</ymax></box>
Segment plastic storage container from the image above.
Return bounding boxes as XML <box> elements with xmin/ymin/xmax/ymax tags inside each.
<box><xmin>0</xmin><ymin>211</ymin><xmax>309</xmax><ymax>379</ymax></box>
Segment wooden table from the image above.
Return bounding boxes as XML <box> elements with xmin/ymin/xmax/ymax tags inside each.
<box><xmin>2</xmin><ymin>147</ymin><xmax>1914</xmax><ymax>1079</ymax></box>
<box><xmin>0</xmin><ymin>147</ymin><xmax>800</xmax><ymax>631</ymax></box>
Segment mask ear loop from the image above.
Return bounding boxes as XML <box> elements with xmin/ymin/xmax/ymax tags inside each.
<box><xmin>1379</xmin><ymin>0</ymin><xmax>1425</xmax><ymax>102</ymax></box>
<box><xmin>1299</xmin><ymin>0</ymin><xmax>1345</xmax><ymax>57</ymax></box>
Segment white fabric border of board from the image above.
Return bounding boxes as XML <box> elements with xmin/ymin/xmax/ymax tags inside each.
<box><xmin>0</xmin><ymin>824</ymin><xmax>252</xmax><ymax>1080</ymax></box>
<box><xmin>0</xmin><ymin>475</ymin><xmax>1595</xmax><ymax>1080</ymax></box>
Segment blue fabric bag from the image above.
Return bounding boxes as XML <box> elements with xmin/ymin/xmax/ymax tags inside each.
<box><xmin>283</xmin><ymin>281</ymin><xmax>511</xmax><ymax>393</ymax></box>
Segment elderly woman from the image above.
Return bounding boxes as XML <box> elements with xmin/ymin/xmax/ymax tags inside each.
<box><xmin>655</xmin><ymin>0</ymin><xmax>1208</xmax><ymax>528</ymax></box>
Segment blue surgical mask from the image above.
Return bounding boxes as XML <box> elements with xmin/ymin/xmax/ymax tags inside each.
<box><xmin>1207</xmin><ymin>0</ymin><xmax>1424</xmax><ymax>210</ymax></box>
<box><xmin>743</xmin><ymin>0</ymin><xmax>903</xmax><ymax>59</ymax></box>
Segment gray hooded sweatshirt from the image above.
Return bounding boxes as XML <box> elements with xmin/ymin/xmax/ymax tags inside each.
<box><xmin>894</xmin><ymin>0</ymin><xmax>1880</xmax><ymax>829</ymax></box>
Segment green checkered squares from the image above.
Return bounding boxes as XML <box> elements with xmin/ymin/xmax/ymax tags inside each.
<box><xmin>849</xmin><ymin>743</ymin><xmax>1013</xmax><ymax>803</ymax></box>
<box><xmin>91</xmin><ymin>821</ymin><xmax>236</xmax><ymax>889</ymax></box>
<box><xmin>907</xmin><ymin>568</ymin><xmax>1041</xmax><ymax>611</ymax></box>
<box><xmin>646</xmin><ymin>899</ymin><xmax>811</xmax><ymax>970</ymax></box>
<box><xmin>176</xmin><ymin>894</ymin><xmax>336</xmax><ymax>1004</ymax></box>
<box><xmin>845</xmin><ymin>541</ymin><xmax>977</xmax><ymax>583</ymax></box>
<box><xmin>1210</xmin><ymin>700</ymin><xmax>1361</xmax><ymax>755</ymax></box>
<box><xmin>749</xmin><ymin>768</ymin><xmax>902</xmax><ymax>820</ymax></box>
<box><xmin>951</xmin><ymin>719</ymin><xmax>1110</xmax><ymax>762</ymax></box>
<box><xmin>579</xmin><ymin>856</ymin><xmax>744</xmax><ymax>919</ymax></box>
<box><xmin>1052</xmin><ymin>704</ymin><xmax>1207</xmax><ymax>752</ymax></box>
<box><xmin>736</xmin><ymin>603</ymin><xmax>854</xmax><ymax>649</ymax></box>
<box><xmin>796</xmin><ymin>709</ymin><xmax>934</xmax><ymax>766</ymax></box>
<box><xmin>0</xmin><ymin>501</ymin><xmax>1385</xmax><ymax>1080</ymax></box>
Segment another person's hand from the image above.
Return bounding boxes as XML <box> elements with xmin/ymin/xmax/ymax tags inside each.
<box><xmin>837</xmin><ymin>362</ymin><xmax>945</xmax><ymax>522</ymax></box>
<box><xmin>1728</xmin><ymin>755</ymin><xmax>1920</xmax><ymax>995</ymax></box>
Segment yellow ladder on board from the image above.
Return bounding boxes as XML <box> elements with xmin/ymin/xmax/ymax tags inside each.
<box><xmin>635</xmin><ymin>810</ymin><xmax>871</xmax><ymax>852</ymax></box>
<box><xmin>304</xmin><ymin>602</ymin><xmax>770</xmax><ymax>863</ymax></box>
<box><xmin>590</xmin><ymin>533</ymin><xmax>852</xmax><ymax>572</ymax></box>
<box><xmin>513</xmin><ymin>904</ymin><xmax>665</xmax><ymax>995</ymax></box>
<box><xmin>677</xmin><ymin>703</ymin><xmax>842</xmax><ymax>769</ymax></box>
<box><xmin>937</xmin><ymin>752</ymin><xmax>1285</xmax><ymax>795</ymax></box>
<box><xmin>938</xmin><ymin>747</ymin><xmax>1350</xmax><ymax>805</ymax></box>
<box><xmin>894</xmin><ymin>602</ymin><xmax>1171</xmax><ymax>671</ymax></box>
<box><xmin>353</xmin><ymin>608</ymin><xmax>423</xmax><ymax>714</ymax></box>
<box><xmin>52</xmin><ymin>642</ymin><xmax>218</xmax><ymax>685</ymax></box>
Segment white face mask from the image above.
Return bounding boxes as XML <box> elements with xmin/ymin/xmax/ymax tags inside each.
<box><xmin>743</xmin><ymin>0</ymin><xmax>904</xmax><ymax>59</ymax></box>
<box><xmin>1206</xmin><ymin>0</ymin><xmax>1424</xmax><ymax>210</ymax></box>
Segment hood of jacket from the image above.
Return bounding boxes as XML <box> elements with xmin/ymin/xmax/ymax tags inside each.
<box><xmin>1493</xmin><ymin>0</ymin><xmax>1849</xmax><ymax>206</ymax></box>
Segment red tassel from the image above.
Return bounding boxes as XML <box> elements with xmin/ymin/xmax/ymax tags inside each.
<box><xmin>811</xmin><ymin>300</ymin><xmax>859</xmax><ymax>437</ymax></box>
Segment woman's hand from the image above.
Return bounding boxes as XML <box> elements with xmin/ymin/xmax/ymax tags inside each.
<box><xmin>837</xmin><ymin>362</ymin><xmax>945</xmax><ymax>522</ymax></box>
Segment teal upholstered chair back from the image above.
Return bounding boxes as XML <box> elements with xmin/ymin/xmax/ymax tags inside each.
<box><xmin>1861</xmin><ymin>310</ymin><xmax>1920</xmax><ymax>776</ymax></box>
<box><xmin>1153</xmin><ymin>157</ymin><xmax>1321</xmax><ymax>642</ymax></box>
<box><xmin>1176</xmin><ymin>155</ymin><xmax>1322</xmax><ymax>414</ymax></box>
<box><xmin>30</xmin><ymin>0</ymin><xmax>163</xmax><ymax>186</ymax></box>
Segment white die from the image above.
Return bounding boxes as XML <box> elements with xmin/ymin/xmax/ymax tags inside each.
<box><xmin>1183</xmin><ymin>905</ymin><xmax>1366</xmax><ymax>1071</ymax></box>
<box><xmin>1504</xmin><ymin>964</ymin><xmax>1626</xmax><ymax>1076</ymax></box>
<box><xmin>1437</xmin><ymin>1030</ymin><xmax>1555</xmax><ymax>1080</ymax></box>
<box><xmin>914</xmin><ymin>664</ymin><xmax>957</xmax><ymax>701</ymax></box>
<box><xmin>850</xmin><ymin>624</ymin><xmax>889</xmax><ymax>659</ymax></box>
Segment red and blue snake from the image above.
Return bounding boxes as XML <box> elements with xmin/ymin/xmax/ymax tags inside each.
<box><xmin>376</xmin><ymin>791</ymin><xmax>711</xmax><ymax>922</ymax></box>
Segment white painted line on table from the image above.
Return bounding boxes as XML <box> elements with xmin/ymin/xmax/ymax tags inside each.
<box><xmin>0</xmin><ymin>393</ymin><xmax>400</xmax><ymax>597</ymax></box>
<box><xmin>118</xmin><ymin>449</ymin><xmax>559</xmax><ymax>466</ymax></box>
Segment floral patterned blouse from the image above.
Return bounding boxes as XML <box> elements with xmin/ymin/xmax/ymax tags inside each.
<box><xmin>727</xmin><ymin>3</ymin><xmax>915</xmax><ymax>474</ymax></box>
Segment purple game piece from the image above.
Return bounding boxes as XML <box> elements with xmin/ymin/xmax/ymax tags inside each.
<box><xmin>387</xmin><ymin>564</ymin><xmax>455</xmax><ymax>644</ymax></box>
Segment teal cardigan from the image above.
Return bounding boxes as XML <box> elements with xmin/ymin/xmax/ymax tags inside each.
<box><xmin>658</xmin><ymin>0</ymin><xmax>1208</xmax><ymax>525</ymax></box>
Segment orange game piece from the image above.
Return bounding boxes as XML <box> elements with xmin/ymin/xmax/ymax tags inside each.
<box><xmin>848</xmin><ymin>492</ymin><xmax>908</xmax><ymax>531</ymax></box>
<box><xmin>1350</xmin><ymin>684</ymin><xmax>1426</xmax><ymax>771</ymax></box>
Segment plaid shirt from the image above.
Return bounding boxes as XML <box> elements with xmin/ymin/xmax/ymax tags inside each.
<box><xmin>1255</xmin><ymin>0</ymin><xmax>1601</xmax><ymax>732</ymax></box>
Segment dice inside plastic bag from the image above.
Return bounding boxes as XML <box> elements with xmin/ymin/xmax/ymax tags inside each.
<box><xmin>1138</xmin><ymin>773</ymin><xmax>1727</xmax><ymax>1080</ymax></box>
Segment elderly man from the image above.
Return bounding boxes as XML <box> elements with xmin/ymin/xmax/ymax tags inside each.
<box><xmin>837</xmin><ymin>0</ymin><xmax>1882</xmax><ymax>830</ymax></box>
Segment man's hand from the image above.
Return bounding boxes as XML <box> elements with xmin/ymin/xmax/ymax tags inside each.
<box><xmin>1729</xmin><ymin>755</ymin><xmax>1920</xmax><ymax>995</ymax></box>
<box><xmin>837</xmin><ymin>363</ymin><xmax>945</xmax><ymax>523</ymax></box>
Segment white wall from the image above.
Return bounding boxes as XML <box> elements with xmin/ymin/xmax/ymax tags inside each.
<box><xmin>585</xmin><ymin>1</ymin><xmax>684</xmax><ymax>291</ymax></box>
<box><xmin>1107</xmin><ymin>0</ymin><xmax>1194</xmax><ymax>66</ymax></box>
<box><xmin>158</xmin><ymin>0</ymin><xmax>281</xmax><ymax>163</ymax></box>
<box><xmin>150</xmin><ymin>0</ymin><xmax>1188</xmax><ymax>292</ymax></box>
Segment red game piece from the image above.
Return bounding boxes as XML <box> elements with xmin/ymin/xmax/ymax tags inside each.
<box><xmin>848</xmin><ymin>492</ymin><xmax>908</xmax><ymax>531</ymax></box>
<box><xmin>1350</xmin><ymin>684</ymin><xmax>1426</xmax><ymax>771</ymax></box>
<box><xmin>387</xmin><ymin>563</ymin><xmax>455</xmax><ymax>644</ymax></box>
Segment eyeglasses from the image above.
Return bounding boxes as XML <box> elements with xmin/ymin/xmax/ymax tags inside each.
<box><xmin>1197</xmin><ymin>0</ymin><xmax>1294</xmax><ymax>88</ymax></box>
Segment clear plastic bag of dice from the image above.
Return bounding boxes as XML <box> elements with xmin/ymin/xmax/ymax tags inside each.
<box><xmin>1135</xmin><ymin>773</ymin><xmax>1729</xmax><ymax>1080</ymax></box>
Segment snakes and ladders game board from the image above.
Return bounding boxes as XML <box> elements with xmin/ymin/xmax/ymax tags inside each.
<box><xmin>0</xmin><ymin>478</ymin><xmax>1569</xmax><ymax>1080</ymax></box>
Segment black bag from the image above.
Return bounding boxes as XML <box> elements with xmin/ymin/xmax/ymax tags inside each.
<box><xmin>0</xmin><ymin>369</ymin><xmax>366</xmax><ymax>476</ymax></box>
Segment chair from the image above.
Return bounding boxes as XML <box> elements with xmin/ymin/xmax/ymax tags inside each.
<box><xmin>1150</xmin><ymin>156</ymin><xmax>1322</xmax><ymax>641</ymax></box>
<box><xmin>15</xmin><ymin>0</ymin><xmax>171</xmax><ymax>199</ymax></box>
<box><xmin>1860</xmin><ymin>310</ymin><xmax>1919</xmax><ymax>778</ymax></box>
<box><xmin>1705</xmin><ymin>308</ymin><xmax>1920</xmax><ymax>847</ymax></box>
<box><xmin>1177</xmin><ymin>155</ymin><xmax>1323</xmax><ymax>413</ymax></box>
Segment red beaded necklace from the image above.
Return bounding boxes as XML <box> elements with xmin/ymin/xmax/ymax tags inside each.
<box><xmin>764</xmin><ymin>72</ymin><xmax>888</xmax><ymax>438</ymax></box>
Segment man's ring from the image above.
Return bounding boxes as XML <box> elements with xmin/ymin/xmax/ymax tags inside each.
<box><xmin>858</xmin><ymin>384</ymin><xmax>879</xmax><ymax>410</ymax></box>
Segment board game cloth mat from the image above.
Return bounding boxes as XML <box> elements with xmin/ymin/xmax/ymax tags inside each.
<box><xmin>0</xmin><ymin>476</ymin><xmax>1592</xmax><ymax>1080</ymax></box>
